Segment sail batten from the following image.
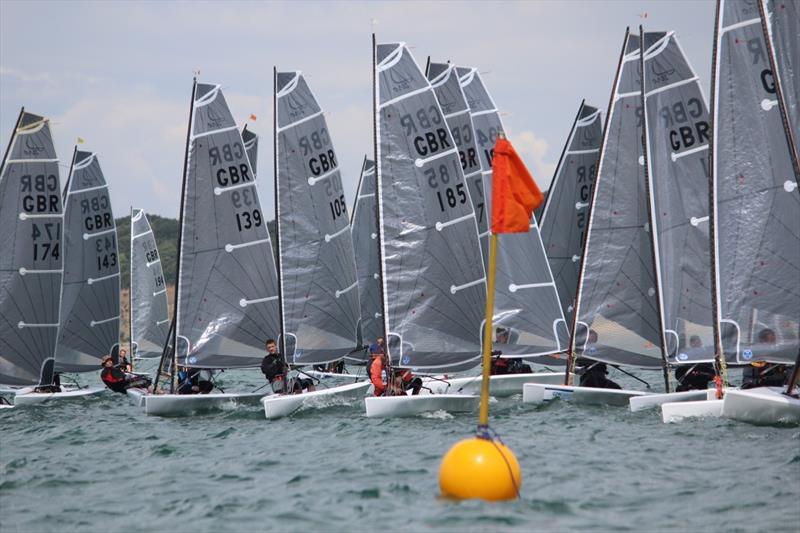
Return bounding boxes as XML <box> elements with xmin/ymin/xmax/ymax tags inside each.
<box><xmin>0</xmin><ymin>110</ymin><xmax>62</xmax><ymax>386</ymax></box>
<box><xmin>275</xmin><ymin>70</ymin><xmax>361</xmax><ymax>365</ymax></box>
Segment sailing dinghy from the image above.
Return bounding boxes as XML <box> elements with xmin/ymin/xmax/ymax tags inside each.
<box><xmin>262</xmin><ymin>69</ymin><xmax>371</xmax><ymax>419</ymax></box>
<box><xmin>141</xmin><ymin>80</ymin><xmax>277</xmax><ymax>416</ymax></box>
<box><xmin>661</xmin><ymin>0</ymin><xmax>800</xmax><ymax>422</ymax></box>
<box><xmin>526</xmin><ymin>30</ymin><xmax>669</xmax><ymax>407</ymax></box>
<box><xmin>365</xmin><ymin>39</ymin><xmax>486</xmax><ymax>417</ymax></box>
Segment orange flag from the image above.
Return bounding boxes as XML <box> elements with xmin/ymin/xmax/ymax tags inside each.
<box><xmin>249</xmin><ymin>114</ymin><xmax>257</xmax><ymax>121</ymax></box>
<box><xmin>490</xmin><ymin>137</ymin><xmax>544</xmax><ymax>233</ymax></box>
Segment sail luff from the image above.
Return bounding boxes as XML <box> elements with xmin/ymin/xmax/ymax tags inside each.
<box><xmin>172</xmin><ymin>78</ymin><xmax>197</xmax><ymax>386</ymax></box>
<box><xmin>372</xmin><ymin>34</ymin><xmax>391</xmax><ymax>354</ymax></box>
<box><xmin>568</xmin><ymin>29</ymin><xmax>631</xmax><ymax>381</ymax></box>
<box><xmin>639</xmin><ymin>27</ymin><xmax>672</xmax><ymax>391</ymax></box>
<box><xmin>273</xmin><ymin>67</ymin><xmax>287</xmax><ymax>359</ymax></box>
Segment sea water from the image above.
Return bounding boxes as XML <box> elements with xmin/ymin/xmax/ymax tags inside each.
<box><xmin>1</xmin><ymin>369</ymin><xmax>798</xmax><ymax>532</ymax></box>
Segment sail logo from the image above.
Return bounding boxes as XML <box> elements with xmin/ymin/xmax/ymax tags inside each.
<box><xmin>286</xmin><ymin>92</ymin><xmax>309</xmax><ymax>120</ymax></box>
<box><xmin>678</xmin><ymin>352</ymin><xmax>689</xmax><ymax>361</ymax></box>
<box><xmin>650</xmin><ymin>62</ymin><xmax>676</xmax><ymax>84</ymax></box>
<box><xmin>23</xmin><ymin>136</ymin><xmax>45</xmax><ymax>156</ymax></box>
<box><xmin>205</xmin><ymin>105</ymin><xmax>226</xmax><ymax>130</ymax></box>
<box><xmin>742</xmin><ymin>349</ymin><xmax>753</xmax><ymax>360</ymax></box>
<box><xmin>389</xmin><ymin>67</ymin><xmax>412</xmax><ymax>93</ymax></box>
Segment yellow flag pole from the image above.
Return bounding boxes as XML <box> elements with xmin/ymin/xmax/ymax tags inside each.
<box><xmin>478</xmin><ymin>233</ymin><xmax>498</xmax><ymax>429</ymax></box>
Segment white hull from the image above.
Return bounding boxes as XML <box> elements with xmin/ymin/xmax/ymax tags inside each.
<box><xmin>364</xmin><ymin>394</ymin><xmax>479</xmax><ymax>418</ymax></box>
<box><xmin>721</xmin><ymin>387</ymin><xmax>800</xmax><ymax>426</ymax></box>
<box><xmin>143</xmin><ymin>391</ymin><xmax>265</xmax><ymax>416</ymax></box>
<box><xmin>424</xmin><ymin>372</ymin><xmax>570</xmax><ymax>397</ymax></box>
<box><xmin>126</xmin><ymin>387</ymin><xmax>148</xmax><ymax>407</ymax></box>
<box><xmin>661</xmin><ymin>398</ymin><xmax>723</xmax><ymax>423</ymax></box>
<box><xmin>629</xmin><ymin>389</ymin><xmax>710</xmax><ymax>412</ymax></box>
<box><xmin>263</xmin><ymin>382</ymin><xmax>371</xmax><ymax>419</ymax></box>
<box><xmin>12</xmin><ymin>386</ymin><xmax>106</xmax><ymax>406</ymax></box>
<box><xmin>523</xmin><ymin>383</ymin><xmax>648</xmax><ymax>406</ymax></box>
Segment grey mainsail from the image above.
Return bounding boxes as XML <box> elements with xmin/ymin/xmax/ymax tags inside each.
<box><xmin>56</xmin><ymin>150</ymin><xmax>120</xmax><ymax>373</ymax></box>
<box><xmin>130</xmin><ymin>208</ymin><xmax>170</xmax><ymax>359</ymax></box>
<box><xmin>0</xmin><ymin>110</ymin><xmax>62</xmax><ymax>386</ymax></box>
<box><xmin>710</xmin><ymin>0</ymin><xmax>800</xmax><ymax>365</ymax></box>
<box><xmin>351</xmin><ymin>157</ymin><xmax>383</xmax><ymax>348</ymax></box>
<box><xmin>374</xmin><ymin>40</ymin><xmax>486</xmax><ymax>370</ymax></box>
<box><xmin>427</xmin><ymin>62</ymin><xmax>489</xmax><ymax>263</ymax></box>
<box><xmin>570</xmin><ymin>32</ymin><xmax>667</xmax><ymax>369</ymax></box>
<box><xmin>174</xmin><ymin>81</ymin><xmax>280</xmax><ymax>369</ymax></box>
<box><xmin>275</xmin><ymin>70</ymin><xmax>360</xmax><ymax>365</ymax></box>
<box><xmin>765</xmin><ymin>0</ymin><xmax>799</xmax><ymax>153</ymax></box>
<box><xmin>458</xmin><ymin>66</ymin><xmax>568</xmax><ymax>360</ymax></box>
<box><xmin>641</xmin><ymin>31</ymin><xmax>715</xmax><ymax>364</ymax></box>
<box><xmin>242</xmin><ymin>126</ymin><xmax>258</xmax><ymax>177</ymax></box>
<box><xmin>539</xmin><ymin>101</ymin><xmax>602</xmax><ymax>326</ymax></box>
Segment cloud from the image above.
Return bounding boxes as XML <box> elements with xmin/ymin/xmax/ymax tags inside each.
<box><xmin>510</xmin><ymin>130</ymin><xmax>558</xmax><ymax>190</ymax></box>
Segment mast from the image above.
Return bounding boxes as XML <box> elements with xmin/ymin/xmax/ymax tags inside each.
<box><xmin>566</xmin><ymin>29</ymin><xmax>630</xmax><ymax>385</ymax></box>
<box><xmin>170</xmin><ymin>77</ymin><xmax>197</xmax><ymax>392</ymax></box>
<box><xmin>129</xmin><ymin>205</ymin><xmax>134</xmax><ymax>370</ymax></box>
<box><xmin>273</xmin><ymin>66</ymin><xmax>287</xmax><ymax>360</ymax></box>
<box><xmin>372</xmin><ymin>33</ymin><xmax>390</xmax><ymax>358</ymax></box>
<box><xmin>707</xmin><ymin>0</ymin><xmax>726</xmax><ymax>385</ymax></box>
<box><xmin>639</xmin><ymin>25</ymin><xmax>672</xmax><ymax>393</ymax></box>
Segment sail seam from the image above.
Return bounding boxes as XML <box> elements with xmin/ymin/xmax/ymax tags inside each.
<box><xmin>277</xmin><ymin>110</ymin><xmax>324</xmax><ymax>132</ymax></box>
<box><xmin>191</xmin><ymin>125</ymin><xmax>237</xmax><ymax>140</ymax></box>
<box><xmin>645</xmin><ymin>76</ymin><xmax>699</xmax><ymax>97</ymax></box>
<box><xmin>379</xmin><ymin>86</ymin><xmax>430</xmax><ymax>109</ymax></box>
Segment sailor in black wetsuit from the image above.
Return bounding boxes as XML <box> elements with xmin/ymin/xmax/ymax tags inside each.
<box><xmin>577</xmin><ymin>330</ymin><xmax>621</xmax><ymax>389</ymax></box>
<box><xmin>261</xmin><ymin>338</ymin><xmax>315</xmax><ymax>394</ymax></box>
<box><xmin>675</xmin><ymin>336</ymin><xmax>716</xmax><ymax>391</ymax></box>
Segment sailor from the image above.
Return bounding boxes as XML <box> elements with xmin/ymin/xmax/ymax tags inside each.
<box><xmin>100</xmin><ymin>355</ymin><xmax>152</xmax><ymax>393</ymax></box>
<box><xmin>742</xmin><ymin>329</ymin><xmax>790</xmax><ymax>388</ymax></box>
<box><xmin>117</xmin><ymin>349</ymin><xmax>132</xmax><ymax>373</ymax></box>
<box><xmin>394</xmin><ymin>367</ymin><xmax>422</xmax><ymax>395</ymax></box>
<box><xmin>260</xmin><ymin>339</ymin><xmax>315</xmax><ymax>394</ymax></box>
<box><xmin>675</xmin><ymin>335</ymin><xmax>716</xmax><ymax>391</ymax></box>
<box><xmin>176</xmin><ymin>367</ymin><xmax>214</xmax><ymax>395</ymax></box>
<box><xmin>369</xmin><ymin>337</ymin><xmax>389</xmax><ymax>396</ymax></box>
<box><xmin>577</xmin><ymin>330</ymin><xmax>621</xmax><ymax>389</ymax></box>
<box><xmin>490</xmin><ymin>327</ymin><xmax>532</xmax><ymax>375</ymax></box>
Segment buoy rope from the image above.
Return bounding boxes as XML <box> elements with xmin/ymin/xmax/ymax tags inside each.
<box><xmin>482</xmin><ymin>425</ymin><xmax>520</xmax><ymax>499</ymax></box>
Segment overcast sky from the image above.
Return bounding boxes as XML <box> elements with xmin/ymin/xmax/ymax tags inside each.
<box><xmin>1</xmin><ymin>0</ymin><xmax>715</xmax><ymax>220</ymax></box>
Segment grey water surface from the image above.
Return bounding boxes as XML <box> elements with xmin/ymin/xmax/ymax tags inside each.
<box><xmin>1</xmin><ymin>370</ymin><xmax>798</xmax><ymax>532</ymax></box>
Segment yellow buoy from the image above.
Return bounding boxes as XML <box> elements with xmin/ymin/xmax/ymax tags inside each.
<box><xmin>439</xmin><ymin>436</ymin><xmax>521</xmax><ymax>501</ymax></box>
